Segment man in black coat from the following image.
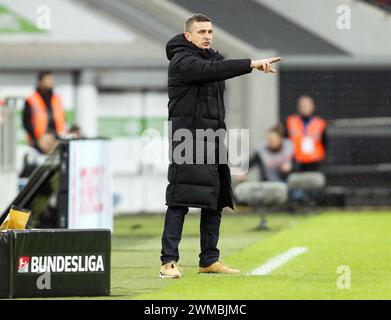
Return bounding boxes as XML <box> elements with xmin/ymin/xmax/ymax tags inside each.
<box><xmin>160</xmin><ymin>13</ymin><xmax>281</xmax><ymax>278</ymax></box>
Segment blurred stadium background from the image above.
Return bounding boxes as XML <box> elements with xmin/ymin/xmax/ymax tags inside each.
<box><xmin>1</xmin><ymin>0</ymin><xmax>391</xmax><ymax>299</ymax></box>
<box><xmin>2</xmin><ymin>0</ymin><xmax>391</xmax><ymax>213</ymax></box>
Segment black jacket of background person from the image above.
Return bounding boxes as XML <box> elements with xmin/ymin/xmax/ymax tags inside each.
<box><xmin>22</xmin><ymin>88</ymin><xmax>57</xmax><ymax>148</ymax></box>
<box><xmin>165</xmin><ymin>33</ymin><xmax>252</xmax><ymax>211</ymax></box>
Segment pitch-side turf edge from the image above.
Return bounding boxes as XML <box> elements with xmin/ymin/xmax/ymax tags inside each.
<box><xmin>247</xmin><ymin>247</ymin><xmax>308</xmax><ymax>276</ymax></box>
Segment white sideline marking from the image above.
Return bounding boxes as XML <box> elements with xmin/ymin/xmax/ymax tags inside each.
<box><xmin>248</xmin><ymin>247</ymin><xmax>308</xmax><ymax>276</ymax></box>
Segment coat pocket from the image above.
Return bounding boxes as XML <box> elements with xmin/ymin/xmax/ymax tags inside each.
<box><xmin>193</xmin><ymin>85</ymin><xmax>208</xmax><ymax>125</ymax></box>
<box><xmin>167</xmin><ymin>163</ymin><xmax>178</xmax><ymax>205</ymax></box>
<box><xmin>193</xmin><ymin>101</ymin><xmax>201</xmax><ymax>125</ymax></box>
<box><xmin>206</xmin><ymin>96</ymin><xmax>219</xmax><ymax>119</ymax></box>
<box><xmin>167</xmin><ymin>163</ymin><xmax>178</xmax><ymax>183</ymax></box>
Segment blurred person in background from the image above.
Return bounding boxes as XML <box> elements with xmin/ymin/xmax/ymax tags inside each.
<box><xmin>68</xmin><ymin>124</ymin><xmax>84</xmax><ymax>138</ymax></box>
<box><xmin>22</xmin><ymin>71</ymin><xmax>66</xmax><ymax>154</ymax></box>
<box><xmin>285</xmin><ymin>95</ymin><xmax>327</xmax><ymax>172</ymax></box>
<box><xmin>18</xmin><ymin>132</ymin><xmax>57</xmax><ymax>190</ymax></box>
<box><xmin>240</xmin><ymin>126</ymin><xmax>293</xmax><ymax>182</ymax></box>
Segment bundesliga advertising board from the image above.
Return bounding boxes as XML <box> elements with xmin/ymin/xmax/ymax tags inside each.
<box><xmin>0</xmin><ymin>229</ymin><xmax>110</xmax><ymax>298</ymax></box>
<box><xmin>0</xmin><ymin>0</ymin><xmax>390</xmax><ymax>315</ymax></box>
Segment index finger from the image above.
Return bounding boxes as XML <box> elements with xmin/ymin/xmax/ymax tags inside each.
<box><xmin>268</xmin><ymin>57</ymin><xmax>282</xmax><ymax>64</ymax></box>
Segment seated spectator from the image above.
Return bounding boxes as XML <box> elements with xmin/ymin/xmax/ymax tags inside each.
<box><xmin>68</xmin><ymin>124</ymin><xmax>84</xmax><ymax>138</ymax></box>
<box><xmin>242</xmin><ymin>127</ymin><xmax>294</xmax><ymax>182</ymax></box>
<box><xmin>18</xmin><ymin>132</ymin><xmax>57</xmax><ymax>188</ymax></box>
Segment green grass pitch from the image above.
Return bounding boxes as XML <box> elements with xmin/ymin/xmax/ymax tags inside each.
<box><xmin>105</xmin><ymin>210</ymin><xmax>391</xmax><ymax>300</ymax></box>
<box><xmin>33</xmin><ymin>210</ymin><xmax>389</xmax><ymax>300</ymax></box>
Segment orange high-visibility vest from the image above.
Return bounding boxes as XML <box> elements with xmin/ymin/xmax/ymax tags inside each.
<box><xmin>287</xmin><ymin>115</ymin><xmax>326</xmax><ymax>164</ymax></box>
<box><xmin>26</xmin><ymin>91</ymin><xmax>65</xmax><ymax>141</ymax></box>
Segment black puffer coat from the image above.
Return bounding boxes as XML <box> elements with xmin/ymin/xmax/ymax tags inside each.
<box><xmin>165</xmin><ymin>33</ymin><xmax>252</xmax><ymax>211</ymax></box>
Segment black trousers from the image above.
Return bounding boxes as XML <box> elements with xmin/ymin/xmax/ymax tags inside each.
<box><xmin>160</xmin><ymin>206</ymin><xmax>222</xmax><ymax>267</ymax></box>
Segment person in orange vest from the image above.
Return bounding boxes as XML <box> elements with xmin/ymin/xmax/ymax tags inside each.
<box><xmin>286</xmin><ymin>95</ymin><xmax>327</xmax><ymax>172</ymax></box>
<box><xmin>22</xmin><ymin>71</ymin><xmax>66</xmax><ymax>153</ymax></box>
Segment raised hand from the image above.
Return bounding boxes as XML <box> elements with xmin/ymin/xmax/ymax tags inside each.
<box><xmin>250</xmin><ymin>57</ymin><xmax>282</xmax><ymax>73</ymax></box>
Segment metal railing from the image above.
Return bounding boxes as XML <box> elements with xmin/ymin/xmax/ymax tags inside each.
<box><xmin>0</xmin><ymin>98</ymin><xmax>17</xmax><ymax>173</ymax></box>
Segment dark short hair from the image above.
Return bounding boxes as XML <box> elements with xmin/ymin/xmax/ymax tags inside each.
<box><xmin>37</xmin><ymin>70</ymin><xmax>52</xmax><ymax>82</ymax></box>
<box><xmin>269</xmin><ymin>124</ymin><xmax>283</xmax><ymax>137</ymax></box>
<box><xmin>185</xmin><ymin>13</ymin><xmax>211</xmax><ymax>32</ymax></box>
<box><xmin>69</xmin><ymin>124</ymin><xmax>81</xmax><ymax>132</ymax></box>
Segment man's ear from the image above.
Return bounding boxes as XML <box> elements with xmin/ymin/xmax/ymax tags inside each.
<box><xmin>184</xmin><ymin>32</ymin><xmax>192</xmax><ymax>42</ymax></box>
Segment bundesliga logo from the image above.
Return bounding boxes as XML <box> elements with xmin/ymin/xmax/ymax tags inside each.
<box><xmin>18</xmin><ymin>256</ymin><xmax>30</xmax><ymax>273</ymax></box>
<box><xmin>17</xmin><ymin>255</ymin><xmax>104</xmax><ymax>273</ymax></box>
